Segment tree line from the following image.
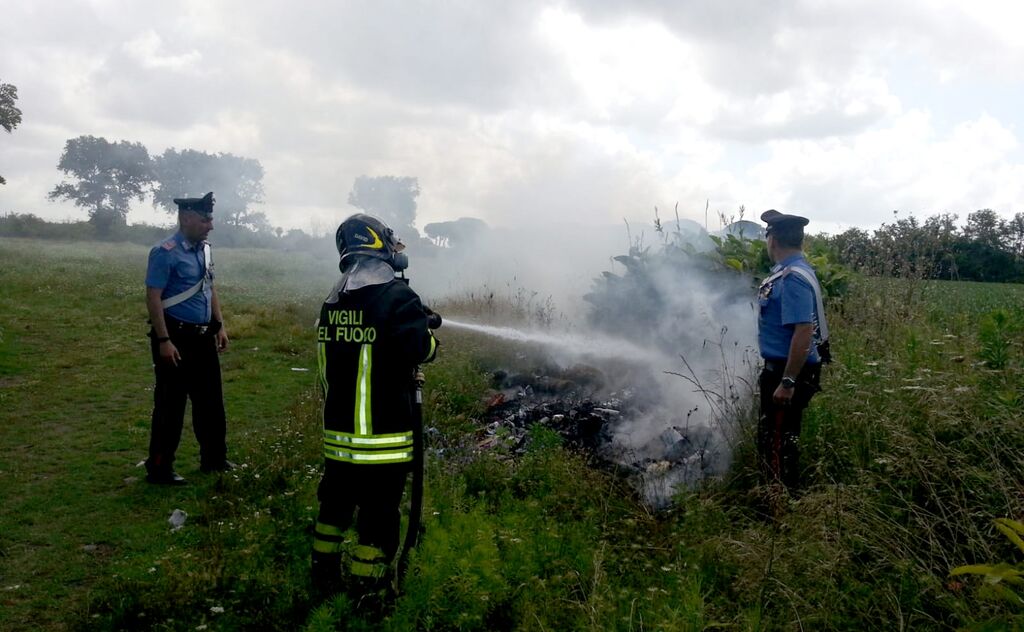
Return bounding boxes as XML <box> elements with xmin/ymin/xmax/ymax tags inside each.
<box><xmin>818</xmin><ymin>209</ymin><xmax>1024</xmax><ymax>283</ymax></box>
<box><xmin>47</xmin><ymin>135</ymin><xmax>269</xmax><ymax>236</ymax></box>
<box><xmin>4</xmin><ymin>122</ymin><xmax>443</xmax><ymax>251</ymax></box>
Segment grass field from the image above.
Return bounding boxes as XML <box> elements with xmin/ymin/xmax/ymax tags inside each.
<box><xmin>2</xmin><ymin>237</ymin><xmax>1024</xmax><ymax>631</ymax></box>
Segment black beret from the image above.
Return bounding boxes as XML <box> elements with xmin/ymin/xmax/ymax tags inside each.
<box><xmin>760</xmin><ymin>209</ymin><xmax>808</xmax><ymax>229</ymax></box>
<box><xmin>173</xmin><ymin>192</ymin><xmax>215</xmax><ymax>217</ymax></box>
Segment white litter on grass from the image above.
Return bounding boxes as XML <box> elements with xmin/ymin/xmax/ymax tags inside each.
<box><xmin>210</xmin><ymin>606</ymin><xmax>225</xmax><ymax>614</ymax></box>
<box><xmin>290</xmin><ymin>367</ymin><xmax>310</xmax><ymax>372</ymax></box>
<box><xmin>168</xmin><ymin>509</ymin><xmax>187</xmax><ymax>531</ymax></box>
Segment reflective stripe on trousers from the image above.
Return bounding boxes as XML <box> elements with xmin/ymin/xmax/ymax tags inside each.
<box><xmin>312</xmin><ymin>521</ymin><xmax>346</xmax><ymax>554</ymax></box>
<box><xmin>350</xmin><ymin>544</ymin><xmax>388</xmax><ymax>579</ymax></box>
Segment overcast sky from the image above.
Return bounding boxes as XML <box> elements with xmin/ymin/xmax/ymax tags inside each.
<box><xmin>1</xmin><ymin>0</ymin><xmax>1022</xmax><ymax>235</ymax></box>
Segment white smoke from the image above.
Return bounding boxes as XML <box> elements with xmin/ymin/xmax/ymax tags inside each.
<box><xmin>418</xmin><ymin>219</ymin><xmax>759</xmax><ymax>507</ymax></box>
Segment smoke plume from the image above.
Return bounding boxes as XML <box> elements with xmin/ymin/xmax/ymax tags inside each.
<box><xmin>417</xmin><ymin>217</ymin><xmax>759</xmax><ymax>507</ymax></box>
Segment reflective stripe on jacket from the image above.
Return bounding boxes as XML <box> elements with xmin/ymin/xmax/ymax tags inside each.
<box><xmin>317</xmin><ymin>279</ymin><xmax>436</xmax><ymax>465</ymax></box>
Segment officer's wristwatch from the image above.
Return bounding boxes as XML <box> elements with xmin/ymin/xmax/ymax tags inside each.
<box><xmin>781</xmin><ymin>376</ymin><xmax>797</xmax><ymax>389</ymax></box>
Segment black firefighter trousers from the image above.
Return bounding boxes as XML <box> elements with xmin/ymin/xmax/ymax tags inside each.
<box><xmin>146</xmin><ymin>327</ymin><xmax>227</xmax><ymax>475</ymax></box>
<box><xmin>757</xmin><ymin>363</ymin><xmax>820</xmax><ymax>489</ymax></box>
<box><xmin>312</xmin><ymin>461</ymin><xmax>409</xmax><ymax>588</ymax></box>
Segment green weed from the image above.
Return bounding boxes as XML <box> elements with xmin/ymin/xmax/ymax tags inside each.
<box><xmin>4</xmin><ymin>238</ymin><xmax>1024</xmax><ymax>630</ymax></box>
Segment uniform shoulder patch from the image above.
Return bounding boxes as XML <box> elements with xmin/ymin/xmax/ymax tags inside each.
<box><xmin>161</xmin><ymin>240</ymin><xmax>176</xmax><ymax>251</ymax></box>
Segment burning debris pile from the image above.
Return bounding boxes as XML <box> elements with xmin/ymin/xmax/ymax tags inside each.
<box><xmin>439</xmin><ymin>223</ymin><xmax>761</xmax><ymax>508</ymax></box>
<box><xmin>473</xmin><ymin>363</ymin><xmax>736</xmax><ymax>508</ymax></box>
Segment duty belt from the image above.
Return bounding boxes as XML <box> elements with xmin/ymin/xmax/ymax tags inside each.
<box><xmin>763</xmin><ymin>359</ymin><xmax>787</xmax><ymax>373</ymax></box>
<box><xmin>167</xmin><ymin>317</ymin><xmax>214</xmax><ymax>336</ymax></box>
<box><xmin>763</xmin><ymin>359</ymin><xmax>821</xmax><ymax>375</ymax></box>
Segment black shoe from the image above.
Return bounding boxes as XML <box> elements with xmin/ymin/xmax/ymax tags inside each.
<box><xmin>146</xmin><ymin>471</ymin><xmax>187</xmax><ymax>485</ymax></box>
<box><xmin>311</xmin><ymin>559</ymin><xmax>344</xmax><ymax>601</ymax></box>
<box><xmin>201</xmin><ymin>460</ymin><xmax>237</xmax><ymax>473</ymax></box>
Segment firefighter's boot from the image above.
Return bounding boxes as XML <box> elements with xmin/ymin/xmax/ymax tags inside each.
<box><xmin>310</xmin><ymin>551</ymin><xmax>343</xmax><ymax>600</ymax></box>
<box><xmin>349</xmin><ymin>544</ymin><xmax>390</xmax><ymax>594</ymax></box>
<box><xmin>311</xmin><ymin>520</ymin><xmax>348</xmax><ymax>599</ymax></box>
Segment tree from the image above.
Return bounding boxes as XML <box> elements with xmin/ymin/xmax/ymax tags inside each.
<box><xmin>964</xmin><ymin>209</ymin><xmax>1006</xmax><ymax>250</ymax></box>
<box><xmin>424</xmin><ymin>217</ymin><xmax>488</xmax><ymax>248</ymax></box>
<box><xmin>48</xmin><ymin>136</ymin><xmax>152</xmax><ymax>232</ymax></box>
<box><xmin>0</xmin><ymin>81</ymin><xmax>23</xmax><ymax>185</ymax></box>
<box><xmin>347</xmin><ymin>175</ymin><xmax>420</xmax><ymax>238</ymax></box>
<box><xmin>152</xmin><ymin>148</ymin><xmax>266</xmax><ymax>230</ymax></box>
<box><xmin>828</xmin><ymin>227</ymin><xmax>873</xmax><ymax>269</ymax></box>
<box><xmin>1006</xmin><ymin>212</ymin><xmax>1024</xmax><ymax>260</ymax></box>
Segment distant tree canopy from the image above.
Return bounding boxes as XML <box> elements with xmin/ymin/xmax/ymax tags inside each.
<box><xmin>0</xmin><ymin>80</ymin><xmax>23</xmax><ymax>185</ymax></box>
<box><xmin>45</xmin><ymin>135</ymin><xmax>269</xmax><ymax>239</ymax></box>
<box><xmin>152</xmin><ymin>148</ymin><xmax>267</xmax><ymax>231</ymax></box>
<box><xmin>347</xmin><ymin>175</ymin><xmax>420</xmax><ymax>238</ymax></box>
<box><xmin>821</xmin><ymin>209</ymin><xmax>1024</xmax><ymax>283</ymax></box>
<box><xmin>48</xmin><ymin>136</ymin><xmax>152</xmax><ymax>233</ymax></box>
<box><xmin>424</xmin><ymin>217</ymin><xmax>488</xmax><ymax>248</ymax></box>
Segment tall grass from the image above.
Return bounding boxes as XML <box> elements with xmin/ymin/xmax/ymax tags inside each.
<box><xmin>3</xmin><ymin>238</ymin><xmax>1024</xmax><ymax>630</ymax></box>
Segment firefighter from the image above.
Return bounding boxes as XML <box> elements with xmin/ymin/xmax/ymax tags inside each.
<box><xmin>311</xmin><ymin>213</ymin><xmax>439</xmax><ymax>598</ymax></box>
<box><xmin>144</xmin><ymin>192</ymin><xmax>235</xmax><ymax>485</ymax></box>
<box><xmin>756</xmin><ymin>209</ymin><xmax>829</xmax><ymax>490</ymax></box>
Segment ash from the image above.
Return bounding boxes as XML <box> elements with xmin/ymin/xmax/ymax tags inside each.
<box><xmin>475</xmin><ymin>363</ymin><xmax>732</xmax><ymax>508</ymax></box>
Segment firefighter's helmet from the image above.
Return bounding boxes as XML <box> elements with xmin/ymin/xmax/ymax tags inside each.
<box><xmin>335</xmin><ymin>213</ymin><xmax>408</xmax><ymax>271</ymax></box>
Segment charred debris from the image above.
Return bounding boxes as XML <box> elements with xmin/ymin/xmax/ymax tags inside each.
<box><xmin>431</xmin><ymin>361</ymin><xmax>726</xmax><ymax>508</ymax></box>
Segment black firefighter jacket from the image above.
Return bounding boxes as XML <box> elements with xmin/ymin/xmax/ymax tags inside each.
<box><xmin>316</xmin><ymin>279</ymin><xmax>437</xmax><ymax>466</ymax></box>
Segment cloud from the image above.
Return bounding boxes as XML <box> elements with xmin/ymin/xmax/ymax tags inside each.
<box><xmin>198</xmin><ymin>0</ymin><xmax>572</xmax><ymax>112</ymax></box>
<box><xmin>0</xmin><ymin>0</ymin><xmax>1021</xmax><ymax>237</ymax></box>
<box><xmin>746</xmin><ymin>111</ymin><xmax>1024</xmax><ymax>231</ymax></box>
<box><xmin>122</xmin><ymin>31</ymin><xmax>201</xmax><ymax>70</ymax></box>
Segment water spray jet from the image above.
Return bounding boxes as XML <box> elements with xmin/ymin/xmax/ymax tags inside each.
<box><xmin>443</xmin><ymin>316</ymin><xmax>757</xmax><ymax>508</ymax></box>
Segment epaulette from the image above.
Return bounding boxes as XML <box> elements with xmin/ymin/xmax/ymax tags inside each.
<box><xmin>161</xmin><ymin>240</ymin><xmax>176</xmax><ymax>251</ymax></box>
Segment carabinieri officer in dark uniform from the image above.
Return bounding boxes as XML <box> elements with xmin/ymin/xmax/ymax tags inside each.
<box><xmin>756</xmin><ymin>209</ymin><xmax>829</xmax><ymax>490</ymax></box>
<box><xmin>144</xmin><ymin>192</ymin><xmax>234</xmax><ymax>485</ymax></box>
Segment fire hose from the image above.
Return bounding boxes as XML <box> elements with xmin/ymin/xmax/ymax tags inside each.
<box><xmin>395</xmin><ymin>307</ymin><xmax>441</xmax><ymax>589</ymax></box>
<box><xmin>395</xmin><ymin>368</ymin><xmax>425</xmax><ymax>588</ymax></box>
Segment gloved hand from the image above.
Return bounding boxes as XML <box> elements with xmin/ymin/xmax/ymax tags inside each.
<box><xmin>423</xmin><ymin>305</ymin><xmax>442</xmax><ymax>330</ymax></box>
